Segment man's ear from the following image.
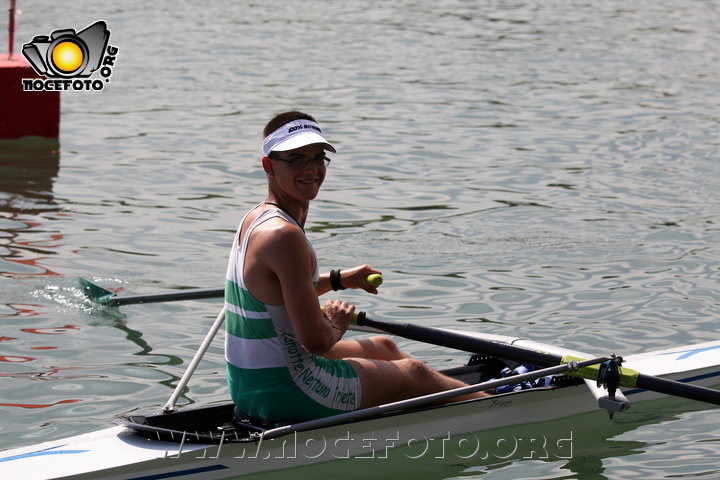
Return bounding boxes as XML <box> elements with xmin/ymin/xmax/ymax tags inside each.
<box><xmin>262</xmin><ymin>156</ymin><xmax>274</xmax><ymax>174</ymax></box>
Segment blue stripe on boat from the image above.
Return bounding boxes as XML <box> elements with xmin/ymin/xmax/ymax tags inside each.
<box><xmin>0</xmin><ymin>445</ymin><xmax>89</xmax><ymax>463</ymax></box>
<box><xmin>127</xmin><ymin>464</ymin><xmax>229</xmax><ymax>480</ymax></box>
<box><xmin>659</xmin><ymin>344</ymin><xmax>720</xmax><ymax>360</ymax></box>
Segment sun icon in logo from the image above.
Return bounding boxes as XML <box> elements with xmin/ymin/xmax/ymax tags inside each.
<box><xmin>51</xmin><ymin>40</ymin><xmax>85</xmax><ymax>73</ymax></box>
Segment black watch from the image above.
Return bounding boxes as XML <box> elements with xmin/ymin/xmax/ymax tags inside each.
<box><xmin>330</xmin><ymin>269</ymin><xmax>346</xmax><ymax>291</ymax></box>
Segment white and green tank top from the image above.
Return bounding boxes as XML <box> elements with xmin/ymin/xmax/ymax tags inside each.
<box><xmin>224</xmin><ymin>206</ymin><xmax>360</xmax><ymax>421</ymax></box>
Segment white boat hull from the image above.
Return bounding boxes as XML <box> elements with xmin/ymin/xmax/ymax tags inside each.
<box><xmin>2</xmin><ymin>333</ymin><xmax>718</xmax><ymax>480</ymax></box>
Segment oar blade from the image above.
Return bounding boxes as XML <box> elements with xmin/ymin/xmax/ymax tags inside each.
<box><xmin>79</xmin><ymin>277</ymin><xmax>117</xmax><ymax>305</ymax></box>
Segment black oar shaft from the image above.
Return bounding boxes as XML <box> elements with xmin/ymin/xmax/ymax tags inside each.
<box><xmin>107</xmin><ymin>287</ymin><xmax>224</xmax><ymax>306</ymax></box>
<box><xmin>356</xmin><ymin>313</ymin><xmax>720</xmax><ymax>407</ymax></box>
<box><xmin>357</xmin><ymin>314</ymin><xmax>563</xmax><ymax>367</ymax></box>
<box><xmin>88</xmin><ymin>274</ymin><xmax>382</xmax><ymax>306</ymax></box>
<box><xmin>636</xmin><ymin>374</ymin><xmax>720</xmax><ymax>406</ymax></box>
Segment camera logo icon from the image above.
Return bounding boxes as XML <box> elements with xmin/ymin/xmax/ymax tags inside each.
<box><xmin>21</xmin><ymin>20</ymin><xmax>118</xmax><ymax>92</ymax></box>
<box><xmin>22</xmin><ymin>20</ymin><xmax>109</xmax><ymax>78</ymax></box>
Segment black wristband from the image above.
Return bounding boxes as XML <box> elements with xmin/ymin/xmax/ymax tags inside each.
<box><xmin>330</xmin><ymin>269</ymin><xmax>346</xmax><ymax>291</ymax></box>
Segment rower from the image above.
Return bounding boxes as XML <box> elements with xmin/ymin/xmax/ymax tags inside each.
<box><xmin>223</xmin><ymin>111</ymin><xmax>489</xmax><ymax>423</ymax></box>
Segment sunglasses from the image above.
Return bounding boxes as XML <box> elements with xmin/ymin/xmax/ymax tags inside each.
<box><xmin>268</xmin><ymin>152</ymin><xmax>331</xmax><ymax>167</ymax></box>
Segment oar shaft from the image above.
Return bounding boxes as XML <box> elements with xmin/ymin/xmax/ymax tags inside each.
<box><xmin>356</xmin><ymin>314</ymin><xmax>562</xmax><ymax>367</ymax></box>
<box><xmin>356</xmin><ymin>313</ymin><xmax>720</xmax><ymax>407</ymax></box>
<box><xmin>636</xmin><ymin>373</ymin><xmax>720</xmax><ymax>406</ymax></box>
<box><xmin>88</xmin><ymin>274</ymin><xmax>382</xmax><ymax>306</ymax></box>
<box><xmin>107</xmin><ymin>287</ymin><xmax>225</xmax><ymax>306</ymax></box>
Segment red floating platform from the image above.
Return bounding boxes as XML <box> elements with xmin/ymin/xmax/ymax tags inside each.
<box><xmin>0</xmin><ymin>54</ymin><xmax>60</xmax><ymax>139</ymax></box>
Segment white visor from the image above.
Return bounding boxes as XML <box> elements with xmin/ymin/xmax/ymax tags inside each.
<box><xmin>262</xmin><ymin>119</ymin><xmax>336</xmax><ymax>157</ymax></box>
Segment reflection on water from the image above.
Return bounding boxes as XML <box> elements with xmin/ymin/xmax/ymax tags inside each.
<box><xmin>0</xmin><ymin>139</ymin><xmax>70</xmax><ymax>407</ymax></box>
<box><xmin>0</xmin><ymin>399</ymin><xmax>82</xmax><ymax>409</ymax></box>
<box><xmin>238</xmin><ymin>397</ymin><xmax>717</xmax><ymax>480</ymax></box>
<box><xmin>0</xmin><ymin>138</ymin><xmax>184</xmax><ymax>441</ymax></box>
<box><xmin>0</xmin><ymin>292</ymin><xmax>186</xmax><ymax>445</ymax></box>
<box><xmin>0</xmin><ymin>138</ymin><xmax>59</xmax><ymax>213</ymax></box>
<box><xmin>0</xmin><ymin>138</ymin><xmax>61</xmax><ymax>277</ymax></box>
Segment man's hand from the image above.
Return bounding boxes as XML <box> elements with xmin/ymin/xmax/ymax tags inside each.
<box><xmin>323</xmin><ymin>299</ymin><xmax>355</xmax><ymax>340</ymax></box>
<box><xmin>340</xmin><ymin>265</ymin><xmax>382</xmax><ymax>294</ymax></box>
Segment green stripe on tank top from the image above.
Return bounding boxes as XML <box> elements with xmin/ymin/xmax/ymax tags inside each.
<box><xmin>225</xmin><ymin>279</ymin><xmax>267</xmax><ymax>312</ymax></box>
<box><xmin>225</xmin><ymin>279</ymin><xmax>276</xmax><ymax>339</ymax></box>
<box><xmin>225</xmin><ymin>310</ymin><xmax>277</xmax><ymax>339</ymax></box>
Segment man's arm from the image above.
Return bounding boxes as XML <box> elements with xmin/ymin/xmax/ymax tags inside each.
<box><xmin>260</xmin><ymin>223</ymin><xmax>345</xmax><ymax>354</ymax></box>
<box><xmin>316</xmin><ymin>265</ymin><xmax>382</xmax><ymax>296</ymax></box>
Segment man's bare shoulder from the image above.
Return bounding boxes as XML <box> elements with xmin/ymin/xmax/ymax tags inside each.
<box><xmin>250</xmin><ymin>217</ymin><xmax>306</xmax><ymax>253</ymax></box>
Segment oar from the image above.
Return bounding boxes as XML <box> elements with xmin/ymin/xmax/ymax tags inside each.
<box><xmin>352</xmin><ymin>312</ymin><xmax>720</xmax><ymax>407</ymax></box>
<box><xmin>80</xmin><ymin>274</ymin><xmax>384</xmax><ymax>306</ymax></box>
<box><xmin>79</xmin><ymin>277</ymin><xmax>224</xmax><ymax>306</ymax></box>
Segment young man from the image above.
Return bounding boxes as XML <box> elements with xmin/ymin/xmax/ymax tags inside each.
<box><xmin>224</xmin><ymin>111</ymin><xmax>487</xmax><ymax>422</ymax></box>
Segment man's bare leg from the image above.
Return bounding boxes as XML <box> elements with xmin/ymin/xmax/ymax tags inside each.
<box><xmin>346</xmin><ymin>356</ymin><xmax>489</xmax><ymax>409</ymax></box>
<box><xmin>323</xmin><ymin>336</ymin><xmax>410</xmax><ymax>361</ymax></box>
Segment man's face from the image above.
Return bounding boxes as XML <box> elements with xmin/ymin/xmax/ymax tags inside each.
<box><xmin>267</xmin><ymin>144</ymin><xmax>328</xmax><ymax>201</ymax></box>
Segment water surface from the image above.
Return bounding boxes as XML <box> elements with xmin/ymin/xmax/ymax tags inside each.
<box><xmin>1</xmin><ymin>1</ymin><xmax>719</xmax><ymax>478</ymax></box>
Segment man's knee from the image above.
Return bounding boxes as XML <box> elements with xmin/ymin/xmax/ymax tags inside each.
<box><xmin>398</xmin><ymin>357</ymin><xmax>436</xmax><ymax>380</ymax></box>
<box><xmin>371</xmin><ymin>335</ymin><xmax>404</xmax><ymax>358</ymax></box>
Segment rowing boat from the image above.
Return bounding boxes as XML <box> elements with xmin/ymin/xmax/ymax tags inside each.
<box><xmin>2</xmin><ymin>321</ymin><xmax>719</xmax><ymax>480</ymax></box>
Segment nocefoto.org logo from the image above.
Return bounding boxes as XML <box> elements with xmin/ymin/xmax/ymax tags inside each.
<box><xmin>21</xmin><ymin>20</ymin><xmax>118</xmax><ymax>92</ymax></box>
